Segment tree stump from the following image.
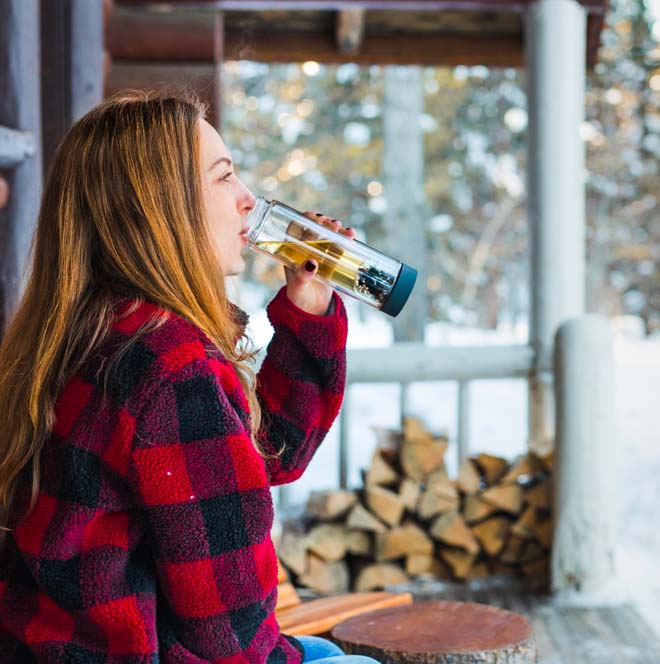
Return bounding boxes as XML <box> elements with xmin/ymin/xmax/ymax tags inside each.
<box><xmin>331</xmin><ymin>600</ymin><xmax>537</xmax><ymax>663</ymax></box>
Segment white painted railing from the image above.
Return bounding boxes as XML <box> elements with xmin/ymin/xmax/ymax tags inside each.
<box><xmin>273</xmin><ymin>342</ymin><xmax>548</xmax><ymax>509</ymax></box>
<box><xmin>0</xmin><ymin>125</ymin><xmax>35</xmax><ymax>168</ymax></box>
<box><xmin>336</xmin><ymin>343</ymin><xmax>546</xmax><ymax>489</ymax></box>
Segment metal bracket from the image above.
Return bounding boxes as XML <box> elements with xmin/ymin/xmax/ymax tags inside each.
<box><xmin>0</xmin><ymin>125</ymin><xmax>36</xmax><ymax>168</ymax></box>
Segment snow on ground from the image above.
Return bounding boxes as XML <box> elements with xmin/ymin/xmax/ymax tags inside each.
<box><xmin>242</xmin><ymin>289</ymin><xmax>660</xmax><ymax>633</ymax></box>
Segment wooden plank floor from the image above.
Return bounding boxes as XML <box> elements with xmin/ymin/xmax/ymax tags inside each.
<box><xmin>372</xmin><ymin>577</ymin><xmax>660</xmax><ymax>664</ymax></box>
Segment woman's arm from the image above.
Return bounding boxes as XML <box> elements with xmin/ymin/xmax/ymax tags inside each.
<box><xmin>128</xmin><ymin>357</ymin><xmax>304</xmax><ymax>664</ymax></box>
<box><xmin>256</xmin><ymin>286</ymin><xmax>348</xmax><ymax>486</ymax></box>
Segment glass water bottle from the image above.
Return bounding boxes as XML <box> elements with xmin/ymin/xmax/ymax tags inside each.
<box><xmin>245</xmin><ymin>197</ymin><xmax>417</xmax><ymax>317</ymax></box>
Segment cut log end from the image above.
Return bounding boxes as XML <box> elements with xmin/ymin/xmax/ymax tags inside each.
<box><xmin>332</xmin><ymin>600</ymin><xmax>537</xmax><ymax>664</ymax></box>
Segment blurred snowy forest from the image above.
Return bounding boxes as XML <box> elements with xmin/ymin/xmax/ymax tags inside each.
<box><xmin>223</xmin><ymin>0</ymin><xmax>659</xmax><ymax>336</ymax></box>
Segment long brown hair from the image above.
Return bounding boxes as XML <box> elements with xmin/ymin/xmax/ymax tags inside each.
<box><xmin>0</xmin><ymin>92</ymin><xmax>263</xmax><ymax>548</ymax></box>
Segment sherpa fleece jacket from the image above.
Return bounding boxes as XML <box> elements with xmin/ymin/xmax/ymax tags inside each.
<box><xmin>0</xmin><ymin>286</ymin><xmax>348</xmax><ymax>664</ymax></box>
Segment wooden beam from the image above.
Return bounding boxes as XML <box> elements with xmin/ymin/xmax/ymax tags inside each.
<box><xmin>108</xmin><ymin>27</ymin><xmax>523</xmax><ymax>67</ymax></box>
<box><xmin>106</xmin><ymin>6</ymin><xmax>604</xmax><ymax>68</ymax></box>
<box><xmin>336</xmin><ymin>7</ymin><xmax>366</xmax><ymax>55</ymax></box>
<box><xmin>226</xmin><ymin>30</ymin><xmax>522</xmax><ymax>66</ymax></box>
<box><xmin>115</xmin><ymin>0</ymin><xmax>607</xmax><ymax>13</ymax></box>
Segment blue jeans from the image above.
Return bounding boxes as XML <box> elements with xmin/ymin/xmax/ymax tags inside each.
<box><xmin>295</xmin><ymin>635</ymin><xmax>381</xmax><ymax>664</ymax></box>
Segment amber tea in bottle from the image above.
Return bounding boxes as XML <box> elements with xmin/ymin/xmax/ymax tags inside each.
<box><xmin>245</xmin><ymin>197</ymin><xmax>417</xmax><ymax>317</ymax></box>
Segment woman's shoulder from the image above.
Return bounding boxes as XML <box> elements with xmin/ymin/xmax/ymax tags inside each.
<box><xmin>99</xmin><ymin>297</ymin><xmax>232</xmax><ymax>407</ymax></box>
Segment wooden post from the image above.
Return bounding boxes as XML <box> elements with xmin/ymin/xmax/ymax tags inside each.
<box><xmin>41</xmin><ymin>0</ymin><xmax>104</xmax><ymax>172</ymax></box>
<box><xmin>552</xmin><ymin>315</ymin><xmax>617</xmax><ymax>598</ymax></box>
<box><xmin>336</xmin><ymin>8</ymin><xmax>365</xmax><ymax>55</ymax></box>
<box><xmin>525</xmin><ymin>0</ymin><xmax>587</xmax><ymax>456</ymax></box>
<box><xmin>0</xmin><ymin>0</ymin><xmax>43</xmax><ymax>333</ymax></box>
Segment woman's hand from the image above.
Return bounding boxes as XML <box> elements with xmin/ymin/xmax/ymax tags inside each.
<box><xmin>284</xmin><ymin>213</ymin><xmax>356</xmax><ymax>316</ymax></box>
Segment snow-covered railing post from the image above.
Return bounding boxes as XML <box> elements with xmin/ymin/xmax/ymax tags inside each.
<box><xmin>552</xmin><ymin>315</ymin><xmax>617</xmax><ymax>598</ymax></box>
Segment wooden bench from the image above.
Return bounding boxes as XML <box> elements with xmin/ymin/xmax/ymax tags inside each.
<box><xmin>274</xmin><ymin>560</ymin><xmax>413</xmax><ymax>636</ymax></box>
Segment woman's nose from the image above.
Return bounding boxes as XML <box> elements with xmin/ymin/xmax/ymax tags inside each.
<box><xmin>236</xmin><ymin>178</ymin><xmax>256</xmax><ymax>213</ymax></box>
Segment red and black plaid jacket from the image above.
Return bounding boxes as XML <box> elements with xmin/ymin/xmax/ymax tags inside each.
<box><xmin>0</xmin><ymin>286</ymin><xmax>347</xmax><ymax>663</ymax></box>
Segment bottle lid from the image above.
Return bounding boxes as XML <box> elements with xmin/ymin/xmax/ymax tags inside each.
<box><xmin>380</xmin><ymin>263</ymin><xmax>417</xmax><ymax>317</ymax></box>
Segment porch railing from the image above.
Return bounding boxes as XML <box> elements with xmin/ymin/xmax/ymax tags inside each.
<box><xmin>275</xmin><ymin>342</ymin><xmax>552</xmax><ymax>508</ymax></box>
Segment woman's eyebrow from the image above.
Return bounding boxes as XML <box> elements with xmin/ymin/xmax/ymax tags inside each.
<box><xmin>208</xmin><ymin>157</ymin><xmax>233</xmax><ymax>172</ymax></box>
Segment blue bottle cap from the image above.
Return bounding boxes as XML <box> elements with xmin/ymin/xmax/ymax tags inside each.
<box><xmin>380</xmin><ymin>263</ymin><xmax>417</xmax><ymax>317</ymax></box>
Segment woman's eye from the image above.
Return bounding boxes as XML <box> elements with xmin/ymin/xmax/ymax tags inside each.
<box><xmin>218</xmin><ymin>171</ymin><xmax>233</xmax><ymax>182</ymax></box>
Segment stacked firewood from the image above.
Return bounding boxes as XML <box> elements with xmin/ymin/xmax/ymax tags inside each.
<box><xmin>277</xmin><ymin>417</ymin><xmax>553</xmax><ymax>593</ymax></box>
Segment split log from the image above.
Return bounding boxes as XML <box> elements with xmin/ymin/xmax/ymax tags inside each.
<box><xmin>365</xmin><ymin>449</ymin><xmax>399</xmax><ymax>487</ymax></box>
<box><xmin>346</xmin><ymin>529</ymin><xmax>372</xmax><ymax>557</ymax></box>
<box><xmin>277</xmin><ymin>532</ymin><xmax>308</xmax><ymax>577</ymax></box>
<box><xmin>481</xmin><ymin>483</ymin><xmax>523</xmax><ymax>515</ymax></box>
<box><xmin>466</xmin><ymin>560</ymin><xmax>490</xmax><ymax>581</ymax></box>
<box><xmin>405</xmin><ymin>552</ymin><xmax>435</xmax><ymax>576</ymax></box>
<box><xmin>499</xmin><ymin>535</ymin><xmax>526</xmax><ymax>565</ymax></box>
<box><xmin>474</xmin><ymin>453</ymin><xmax>508</xmax><ymax>486</ymax></box>
<box><xmin>402</xmin><ymin>416</ymin><xmax>434</xmax><ymax>444</ymax></box>
<box><xmin>511</xmin><ymin>505</ymin><xmax>537</xmax><ymax>539</ymax></box>
<box><xmin>499</xmin><ymin>453</ymin><xmax>544</xmax><ymax>484</ymax></box>
<box><xmin>538</xmin><ymin>450</ymin><xmax>554</xmax><ymax>471</ymax></box>
<box><xmin>534</xmin><ymin>517</ymin><xmax>554</xmax><ymax>549</ymax></box>
<box><xmin>464</xmin><ymin>494</ymin><xmax>498</xmax><ymax>524</ymax></box>
<box><xmin>400</xmin><ymin>417</ymin><xmax>447</xmax><ymax>481</ymax></box>
<box><xmin>307</xmin><ymin>490</ymin><xmax>357</xmax><ymax>521</ymax></box>
<box><xmin>524</xmin><ymin>479</ymin><xmax>551</xmax><ymax>510</ymax></box>
<box><xmin>456</xmin><ymin>460</ymin><xmax>481</xmax><ymax>495</ymax></box>
<box><xmin>408</xmin><ymin>554</ymin><xmax>453</xmax><ymax>579</ymax></box>
<box><xmin>438</xmin><ymin>548</ymin><xmax>477</xmax><ymax>580</ymax></box>
<box><xmin>521</xmin><ymin>557</ymin><xmax>550</xmax><ymax>581</ymax></box>
<box><xmin>517</xmin><ymin>539</ymin><xmax>545</xmax><ymax>565</ymax></box>
<box><xmin>346</xmin><ymin>502</ymin><xmax>388</xmax><ymax>534</ymax></box>
<box><xmin>398</xmin><ymin>478</ymin><xmax>420</xmax><ymax>511</ymax></box>
<box><xmin>365</xmin><ymin>485</ymin><xmax>405</xmax><ymax>527</ymax></box>
<box><xmin>298</xmin><ymin>554</ymin><xmax>350</xmax><ymax>594</ymax></box>
<box><xmin>305</xmin><ymin>524</ymin><xmax>349</xmax><ymax>562</ymax></box>
<box><xmin>331</xmin><ymin>601</ymin><xmax>537</xmax><ymax>663</ymax></box>
<box><xmin>430</xmin><ymin>511</ymin><xmax>480</xmax><ymax>555</ymax></box>
<box><xmin>417</xmin><ymin>469</ymin><xmax>459</xmax><ymax>520</ymax></box>
<box><xmin>472</xmin><ymin>516</ymin><xmax>510</xmax><ymax>557</ymax></box>
<box><xmin>354</xmin><ymin>563</ymin><xmax>410</xmax><ymax>592</ymax></box>
<box><xmin>372</xmin><ymin>426</ymin><xmax>404</xmax><ymax>456</ymax></box>
<box><xmin>375</xmin><ymin>522</ymin><xmax>433</xmax><ymax>561</ymax></box>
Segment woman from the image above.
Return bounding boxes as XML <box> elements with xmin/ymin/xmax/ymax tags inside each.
<box><xmin>0</xmin><ymin>94</ymin><xmax>376</xmax><ymax>664</ymax></box>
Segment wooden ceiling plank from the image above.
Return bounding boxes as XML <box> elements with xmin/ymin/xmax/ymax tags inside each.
<box><xmin>115</xmin><ymin>0</ymin><xmax>606</xmax><ymax>13</ymax></box>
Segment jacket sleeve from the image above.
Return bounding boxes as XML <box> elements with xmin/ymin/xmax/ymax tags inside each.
<box><xmin>127</xmin><ymin>358</ymin><xmax>304</xmax><ymax>664</ymax></box>
<box><xmin>256</xmin><ymin>286</ymin><xmax>348</xmax><ymax>486</ymax></box>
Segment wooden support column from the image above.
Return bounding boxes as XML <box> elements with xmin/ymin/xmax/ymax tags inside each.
<box><xmin>41</xmin><ymin>0</ymin><xmax>104</xmax><ymax>172</ymax></box>
<box><xmin>524</xmin><ymin>0</ymin><xmax>586</xmax><ymax>457</ymax></box>
<box><xmin>0</xmin><ymin>0</ymin><xmax>43</xmax><ymax>334</ymax></box>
